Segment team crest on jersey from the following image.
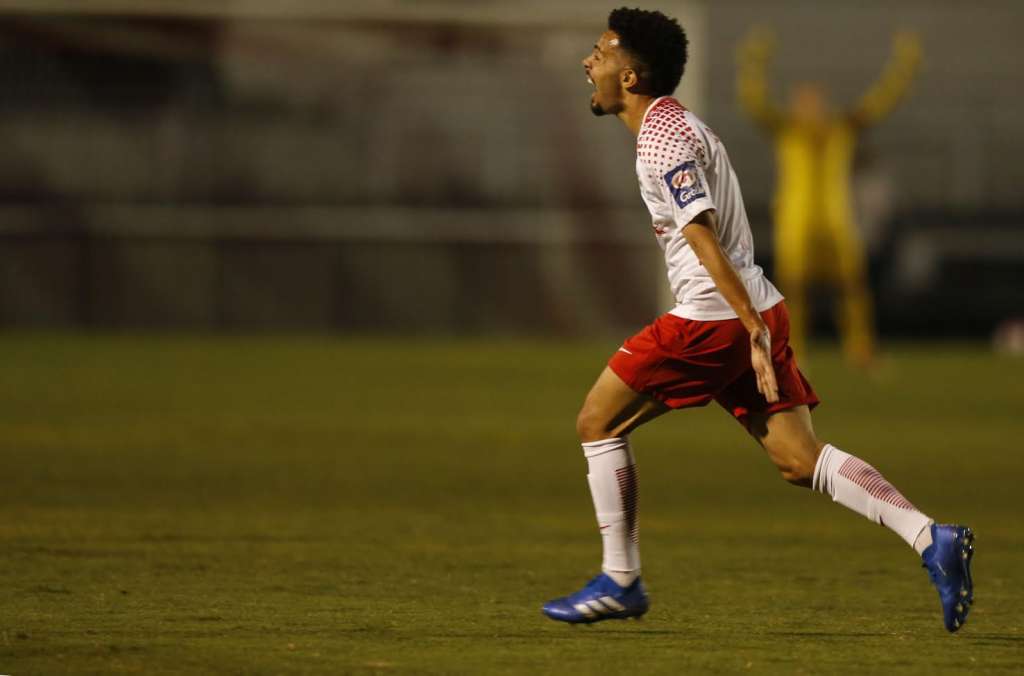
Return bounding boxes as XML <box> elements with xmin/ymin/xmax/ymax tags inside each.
<box><xmin>663</xmin><ymin>161</ymin><xmax>706</xmax><ymax>209</ymax></box>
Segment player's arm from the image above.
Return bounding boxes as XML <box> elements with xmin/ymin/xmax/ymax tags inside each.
<box><xmin>735</xmin><ymin>27</ymin><xmax>784</xmax><ymax>133</ymax></box>
<box><xmin>683</xmin><ymin>209</ymin><xmax>779</xmax><ymax>403</ymax></box>
<box><xmin>849</xmin><ymin>31</ymin><xmax>922</xmax><ymax>128</ymax></box>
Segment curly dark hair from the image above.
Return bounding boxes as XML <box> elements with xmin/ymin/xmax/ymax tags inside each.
<box><xmin>608</xmin><ymin>7</ymin><xmax>689</xmax><ymax>97</ymax></box>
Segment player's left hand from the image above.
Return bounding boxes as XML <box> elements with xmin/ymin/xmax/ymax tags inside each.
<box><xmin>749</xmin><ymin>327</ymin><xmax>779</xmax><ymax>403</ymax></box>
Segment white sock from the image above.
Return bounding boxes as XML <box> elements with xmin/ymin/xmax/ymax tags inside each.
<box><xmin>913</xmin><ymin>525</ymin><xmax>933</xmax><ymax>554</ymax></box>
<box><xmin>582</xmin><ymin>437</ymin><xmax>640</xmax><ymax>587</ymax></box>
<box><xmin>812</xmin><ymin>443</ymin><xmax>934</xmax><ymax>554</ymax></box>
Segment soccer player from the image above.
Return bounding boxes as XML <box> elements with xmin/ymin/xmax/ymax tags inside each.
<box><xmin>542</xmin><ymin>8</ymin><xmax>973</xmax><ymax>632</ymax></box>
<box><xmin>736</xmin><ymin>28</ymin><xmax>922</xmax><ymax>368</ymax></box>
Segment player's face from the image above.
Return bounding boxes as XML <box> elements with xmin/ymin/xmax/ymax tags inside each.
<box><xmin>582</xmin><ymin>31</ymin><xmax>629</xmax><ymax>117</ymax></box>
<box><xmin>790</xmin><ymin>83</ymin><xmax>828</xmax><ymax>123</ymax></box>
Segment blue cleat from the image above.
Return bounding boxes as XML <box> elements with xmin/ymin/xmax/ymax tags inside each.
<box><xmin>542</xmin><ymin>573</ymin><xmax>649</xmax><ymax>624</ymax></box>
<box><xmin>921</xmin><ymin>524</ymin><xmax>974</xmax><ymax>632</ymax></box>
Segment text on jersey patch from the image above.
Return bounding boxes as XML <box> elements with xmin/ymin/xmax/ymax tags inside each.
<box><xmin>663</xmin><ymin>161</ymin><xmax>706</xmax><ymax>209</ymax></box>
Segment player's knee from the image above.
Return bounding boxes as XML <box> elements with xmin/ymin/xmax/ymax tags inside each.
<box><xmin>771</xmin><ymin>443</ymin><xmax>822</xmax><ymax>487</ymax></box>
<box><xmin>778</xmin><ymin>462</ymin><xmax>814</xmax><ymax>487</ymax></box>
<box><xmin>575</xmin><ymin>405</ymin><xmax>613</xmax><ymax>443</ymax></box>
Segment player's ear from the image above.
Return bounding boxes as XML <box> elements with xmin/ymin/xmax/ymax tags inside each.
<box><xmin>620</xmin><ymin>67</ymin><xmax>639</xmax><ymax>90</ymax></box>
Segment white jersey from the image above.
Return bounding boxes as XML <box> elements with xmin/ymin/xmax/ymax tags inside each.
<box><xmin>636</xmin><ymin>97</ymin><xmax>783</xmax><ymax>320</ymax></box>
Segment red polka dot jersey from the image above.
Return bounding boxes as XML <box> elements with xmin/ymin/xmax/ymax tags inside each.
<box><xmin>634</xmin><ymin>97</ymin><xmax>783</xmax><ymax>321</ymax></box>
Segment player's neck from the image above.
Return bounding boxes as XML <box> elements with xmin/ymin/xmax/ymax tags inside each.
<box><xmin>618</xmin><ymin>94</ymin><xmax>657</xmax><ymax>136</ymax></box>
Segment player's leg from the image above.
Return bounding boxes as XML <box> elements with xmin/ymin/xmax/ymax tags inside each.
<box><xmin>748</xmin><ymin>406</ymin><xmax>932</xmax><ymax>548</ymax></box>
<box><xmin>545</xmin><ymin>311</ymin><xmax>750</xmax><ymax>624</ymax></box>
<box><xmin>577</xmin><ymin>365</ymin><xmax>670</xmax><ymax>442</ymax></box>
<box><xmin>722</xmin><ymin>301</ymin><xmax>925</xmax><ymax>543</ymax></box>
<box><xmin>774</xmin><ymin>214</ymin><xmax>811</xmax><ymax>362</ymax></box>
<box><xmin>542</xmin><ymin>367</ymin><xmax>668</xmax><ymax>624</ymax></box>
<box><xmin>577</xmin><ymin>367</ymin><xmax>669</xmax><ymax>587</ymax></box>
<box><xmin>744</xmin><ymin>405</ymin><xmax>822</xmax><ymax>487</ymax></box>
<box><xmin>828</xmin><ymin>216</ymin><xmax>876</xmax><ymax>367</ymax></box>
<box><xmin>746</xmin><ymin>406</ymin><xmax>974</xmax><ymax>632</ymax></box>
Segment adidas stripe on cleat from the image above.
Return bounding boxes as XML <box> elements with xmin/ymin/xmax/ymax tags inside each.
<box><xmin>921</xmin><ymin>523</ymin><xmax>975</xmax><ymax>633</ymax></box>
<box><xmin>542</xmin><ymin>573</ymin><xmax>649</xmax><ymax>624</ymax></box>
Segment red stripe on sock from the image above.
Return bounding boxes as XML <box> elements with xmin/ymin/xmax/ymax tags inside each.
<box><xmin>838</xmin><ymin>456</ymin><xmax>917</xmax><ymax>511</ymax></box>
<box><xmin>615</xmin><ymin>464</ymin><xmax>639</xmax><ymax>544</ymax></box>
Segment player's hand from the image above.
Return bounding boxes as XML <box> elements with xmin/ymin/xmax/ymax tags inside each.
<box><xmin>892</xmin><ymin>31</ymin><xmax>923</xmax><ymax>64</ymax></box>
<box><xmin>737</xmin><ymin>26</ymin><xmax>775</xmax><ymax>61</ymax></box>
<box><xmin>749</xmin><ymin>326</ymin><xmax>779</xmax><ymax>403</ymax></box>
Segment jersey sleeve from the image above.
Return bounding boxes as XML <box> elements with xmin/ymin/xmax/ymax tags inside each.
<box><xmin>637</xmin><ymin>116</ymin><xmax>717</xmax><ymax>228</ymax></box>
<box><xmin>661</xmin><ymin>156</ymin><xmax>715</xmax><ymax>227</ymax></box>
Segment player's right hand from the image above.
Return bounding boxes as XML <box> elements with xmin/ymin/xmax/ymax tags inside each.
<box><xmin>749</xmin><ymin>326</ymin><xmax>779</xmax><ymax>403</ymax></box>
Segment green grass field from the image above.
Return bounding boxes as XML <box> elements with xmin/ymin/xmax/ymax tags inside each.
<box><xmin>1</xmin><ymin>334</ymin><xmax>1022</xmax><ymax>674</ymax></box>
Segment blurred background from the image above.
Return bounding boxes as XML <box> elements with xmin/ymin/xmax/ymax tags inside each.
<box><xmin>3</xmin><ymin>4</ymin><xmax>1023</xmax><ymax>671</ymax></box>
<box><xmin>0</xmin><ymin>0</ymin><xmax>1021</xmax><ymax>343</ymax></box>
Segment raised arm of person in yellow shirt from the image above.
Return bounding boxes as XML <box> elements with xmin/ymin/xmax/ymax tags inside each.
<box><xmin>736</xmin><ymin>26</ymin><xmax>784</xmax><ymax>133</ymax></box>
<box><xmin>849</xmin><ymin>32</ymin><xmax>922</xmax><ymax>128</ymax></box>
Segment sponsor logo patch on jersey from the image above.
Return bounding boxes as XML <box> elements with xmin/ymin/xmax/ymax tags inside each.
<box><xmin>663</xmin><ymin>161</ymin><xmax>706</xmax><ymax>209</ymax></box>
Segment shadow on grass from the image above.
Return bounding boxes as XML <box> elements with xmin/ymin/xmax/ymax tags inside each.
<box><xmin>768</xmin><ymin>630</ymin><xmax>1024</xmax><ymax>643</ymax></box>
<box><xmin>962</xmin><ymin>634</ymin><xmax>1024</xmax><ymax>643</ymax></box>
<box><xmin>765</xmin><ymin>630</ymin><xmax>895</xmax><ymax>638</ymax></box>
<box><xmin>428</xmin><ymin>629</ymin><xmax>688</xmax><ymax>639</ymax></box>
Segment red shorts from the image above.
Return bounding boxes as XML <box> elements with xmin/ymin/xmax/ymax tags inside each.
<box><xmin>607</xmin><ymin>302</ymin><xmax>819</xmax><ymax>427</ymax></box>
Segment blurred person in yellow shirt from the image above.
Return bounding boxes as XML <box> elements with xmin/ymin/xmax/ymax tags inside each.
<box><xmin>737</xmin><ymin>29</ymin><xmax>921</xmax><ymax>368</ymax></box>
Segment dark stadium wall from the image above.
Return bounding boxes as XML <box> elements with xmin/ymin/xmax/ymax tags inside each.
<box><xmin>0</xmin><ymin>2</ymin><xmax>1020</xmax><ymax>334</ymax></box>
